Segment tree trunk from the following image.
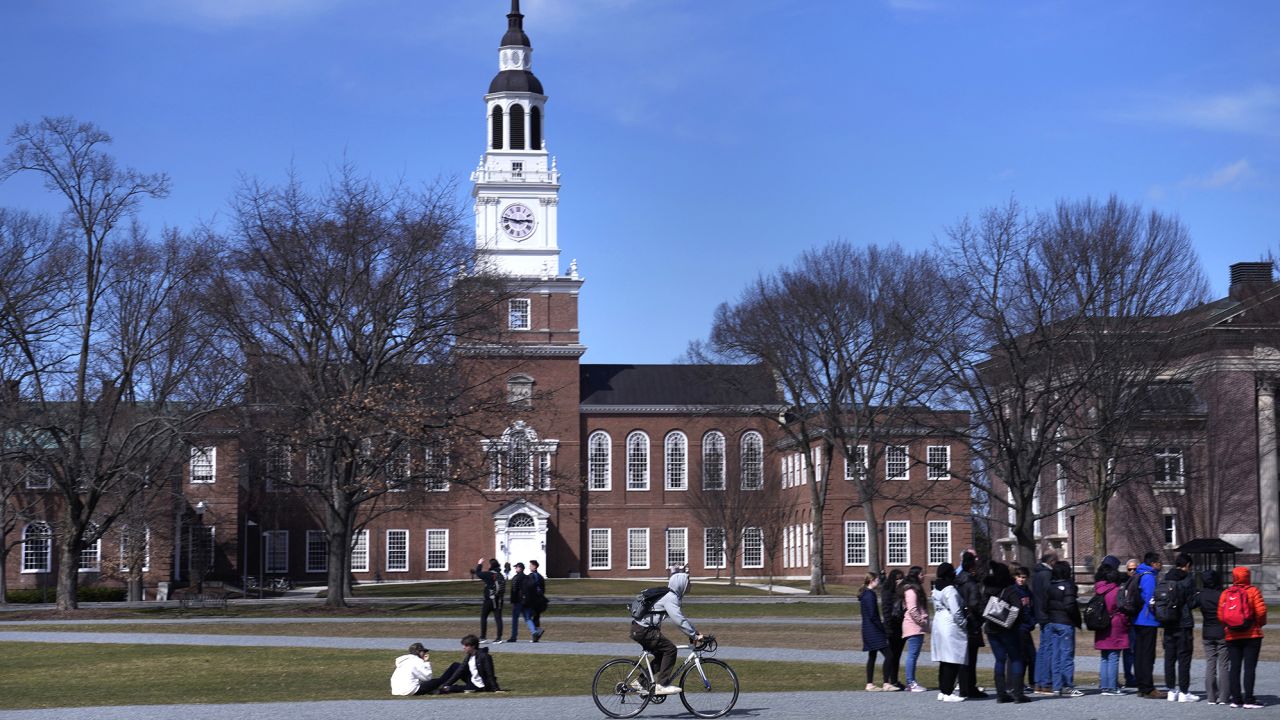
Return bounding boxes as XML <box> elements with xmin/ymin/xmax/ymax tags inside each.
<box><xmin>807</xmin><ymin>442</ymin><xmax>832</xmax><ymax>595</ymax></box>
<box><xmin>1092</xmin><ymin>499</ymin><xmax>1109</xmax><ymax>562</ymax></box>
<box><xmin>56</xmin><ymin>538</ymin><xmax>80</xmax><ymax>610</ymax></box>
<box><xmin>127</xmin><ymin>570</ymin><xmax>144</xmax><ymax>602</ymax></box>
<box><xmin>325</xmin><ymin>499</ymin><xmax>352</xmax><ymax>608</ymax></box>
<box><xmin>863</xmin><ymin>499</ymin><xmax>882</xmax><ymax>575</ymax></box>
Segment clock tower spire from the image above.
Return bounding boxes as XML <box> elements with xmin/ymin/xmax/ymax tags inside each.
<box><xmin>472</xmin><ymin>0</ymin><xmax>561</xmax><ymax>277</ymax></box>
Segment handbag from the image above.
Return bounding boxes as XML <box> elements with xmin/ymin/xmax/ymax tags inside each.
<box><xmin>982</xmin><ymin>593</ymin><xmax>1020</xmax><ymax>628</ymax></box>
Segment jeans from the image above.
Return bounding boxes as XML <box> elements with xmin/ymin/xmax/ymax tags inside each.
<box><xmin>509</xmin><ymin>602</ymin><xmax>525</xmax><ymax>640</ymax></box>
<box><xmin>522</xmin><ymin>604</ymin><xmax>539</xmax><ymax>634</ymax></box>
<box><xmin>1099</xmin><ymin>649</ymin><xmax>1121</xmax><ymax>691</ymax></box>
<box><xmin>904</xmin><ymin>634</ymin><xmax>924</xmax><ymax>686</ymax></box>
<box><xmin>1045</xmin><ymin>622</ymin><xmax>1075</xmax><ymax>691</ymax></box>
<box><xmin>1034</xmin><ymin>626</ymin><xmax>1051</xmax><ymax>687</ymax></box>
<box><xmin>987</xmin><ymin>629</ymin><xmax>1025</xmax><ymax>699</ymax></box>
<box><xmin>1204</xmin><ymin>638</ymin><xmax>1229</xmax><ymax>703</ymax></box>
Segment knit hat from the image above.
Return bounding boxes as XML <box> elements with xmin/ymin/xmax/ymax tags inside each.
<box><xmin>1100</xmin><ymin>555</ymin><xmax>1120</xmax><ymax>570</ymax></box>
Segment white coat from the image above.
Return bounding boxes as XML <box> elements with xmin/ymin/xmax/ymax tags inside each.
<box><xmin>930</xmin><ymin>585</ymin><xmax>968</xmax><ymax>665</ymax></box>
<box><xmin>390</xmin><ymin>653</ymin><xmax>433</xmax><ymax>696</ymax></box>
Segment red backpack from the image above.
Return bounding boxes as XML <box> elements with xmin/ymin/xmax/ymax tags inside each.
<box><xmin>1218</xmin><ymin>585</ymin><xmax>1255</xmax><ymax>631</ymax></box>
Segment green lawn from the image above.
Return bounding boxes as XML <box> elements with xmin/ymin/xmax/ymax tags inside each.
<box><xmin>344</xmin><ymin>577</ymin><xmax>780</xmax><ymax>598</ymax></box>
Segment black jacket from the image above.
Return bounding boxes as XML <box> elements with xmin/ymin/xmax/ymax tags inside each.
<box><xmin>1046</xmin><ymin>578</ymin><xmax>1080</xmax><ymax>627</ymax></box>
<box><xmin>509</xmin><ymin>572</ymin><xmax>527</xmax><ymax>605</ymax></box>
<box><xmin>1197</xmin><ymin>587</ymin><xmax>1224</xmax><ymax>641</ymax></box>
<box><xmin>473</xmin><ymin>564</ymin><xmax>504</xmax><ymax>605</ymax></box>
<box><xmin>473</xmin><ymin>648</ymin><xmax>501</xmax><ymax>691</ymax></box>
<box><xmin>1161</xmin><ymin>568</ymin><xmax>1197</xmax><ymax>629</ymax></box>
<box><xmin>1031</xmin><ymin>563</ymin><xmax>1053</xmax><ymax>626</ymax></box>
<box><xmin>955</xmin><ymin>574</ymin><xmax>987</xmax><ymax>641</ymax></box>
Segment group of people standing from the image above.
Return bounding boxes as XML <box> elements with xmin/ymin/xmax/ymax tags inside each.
<box><xmin>858</xmin><ymin>550</ymin><xmax>1268</xmax><ymax>708</ymax></box>
<box><xmin>472</xmin><ymin>558</ymin><xmax>549</xmax><ymax>644</ymax></box>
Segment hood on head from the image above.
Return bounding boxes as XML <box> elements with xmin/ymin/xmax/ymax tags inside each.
<box><xmin>1233</xmin><ymin>566</ymin><xmax>1252</xmax><ymax>585</ymax></box>
<box><xmin>668</xmin><ymin>571</ymin><xmax>690</xmax><ymax>597</ymax></box>
<box><xmin>1200</xmin><ymin>569</ymin><xmax>1221</xmax><ymax>589</ymax></box>
<box><xmin>1166</xmin><ymin>567</ymin><xmax>1188</xmax><ymax>581</ymax></box>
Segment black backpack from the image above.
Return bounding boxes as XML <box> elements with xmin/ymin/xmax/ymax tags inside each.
<box><xmin>888</xmin><ymin>596</ymin><xmax>907</xmax><ymax>624</ymax></box>
<box><xmin>1116</xmin><ymin>571</ymin><xmax>1145</xmax><ymax>618</ymax></box>
<box><xmin>488</xmin><ymin>572</ymin><xmax>506</xmax><ymax>602</ymax></box>
<box><xmin>1150</xmin><ymin>578</ymin><xmax>1182</xmax><ymax>624</ymax></box>
<box><xmin>1082</xmin><ymin>592</ymin><xmax>1111</xmax><ymax>631</ymax></box>
<box><xmin>627</xmin><ymin>586</ymin><xmax>670</xmax><ymax>621</ymax></box>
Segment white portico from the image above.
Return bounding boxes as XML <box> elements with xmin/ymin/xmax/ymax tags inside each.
<box><xmin>493</xmin><ymin>498</ymin><xmax>550</xmax><ymax>574</ymax></box>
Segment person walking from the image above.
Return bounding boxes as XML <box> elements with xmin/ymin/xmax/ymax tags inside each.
<box><xmin>1197</xmin><ymin>569</ymin><xmax>1229</xmax><ymax>705</ymax></box>
<box><xmin>506</xmin><ymin>562</ymin><xmax>528</xmax><ymax>643</ymax></box>
<box><xmin>1030</xmin><ymin>552</ymin><xmax>1057</xmax><ymax>694</ymax></box>
<box><xmin>1045</xmin><ymin>560</ymin><xmax>1083</xmax><ymax>697</ymax></box>
<box><xmin>1160</xmin><ymin>553</ymin><xmax>1198</xmax><ymax>702</ymax></box>
<box><xmin>900</xmin><ymin>565</ymin><xmax>930</xmax><ymax>693</ymax></box>
<box><xmin>1219</xmin><ymin>566</ymin><xmax>1267</xmax><ymax>709</ymax></box>
<box><xmin>472</xmin><ymin>558</ymin><xmax>505</xmax><ymax>643</ymax></box>
<box><xmin>983</xmin><ymin>562</ymin><xmax>1028</xmax><ymax>703</ymax></box>
<box><xmin>1132</xmin><ymin>552</ymin><xmax>1163</xmax><ymax>699</ymax></box>
<box><xmin>881</xmin><ymin>568</ymin><xmax>906</xmax><ymax>691</ymax></box>
<box><xmin>859</xmin><ymin>572</ymin><xmax>890</xmax><ymax>692</ymax></box>
<box><xmin>1094</xmin><ymin>565</ymin><xmax>1129</xmax><ymax>696</ymax></box>
<box><xmin>523</xmin><ymin>559</ymin><xmax>547</xmax><ymax>641</ymax></box>
<box><xmin>930</xmin><ymin>562</ymin><xmax>968</xmax><ymax>702</ymax></box>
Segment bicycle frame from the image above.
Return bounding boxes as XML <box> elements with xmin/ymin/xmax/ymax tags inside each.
<box><xmin>629</xmin><ymin>642</ymin><xmax>709</xmax><ymax>690</ymax></box>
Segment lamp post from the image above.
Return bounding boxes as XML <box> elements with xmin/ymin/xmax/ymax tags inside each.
<box><xmin>242</xmin><ymin>519</ymin><xmax>257</xmax><ymax>599</ymax></box>
<box><xmin>192</xmin><ymin>501</ymin><xmax>207</xmax><ymax>592</ymax></box>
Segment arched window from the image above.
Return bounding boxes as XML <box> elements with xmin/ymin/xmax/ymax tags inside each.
<box><xmin>530</xmin><ymin>106</ymin><xmax>542</xmax><ymax>150</ymax></box>
<box><xmin>664</xmin><ymin>431</ymin><xmax>687</xmax><ymax>490</ymax></box>
<box><xmin>509</xmin><ymin>104</ymin><xmax>526</xmax><ymax>150</ymax></box>
<box><xmin>490</xmin><ymin>105</ymin><xmax>504</xmax><ymax>149</ymax></box>
<box><xmin>626</xmin><ymin>431</ymin><xmax>650</xmax><ymax>491</ymax></box>
<box><xmin>588</xmin><ymin>431</ymin><xmax>611</xmax><ymax>491</ymax></box>
<box><xmin>507</xmin><ymin>427</ymin><xmax>534</xmax><ymax>491</ymax></box>
<box><xmin>740</xmin><ymin>431</ymin><xmax>763</xmax><ymax>490</ymax></box>
<box><xmin>702</xmin><ymin>431</ymin><xmax>725</xmax><ymax>490</ymax></box>
<box><xmin>22</xmin><ymin>522</ymin><xmax>52</xmax><ymax>573</ymax></box>
<box><xmin>508</xmin><ymin>513</ymin><xmax>535</xmax><ymax>529</ymax></box>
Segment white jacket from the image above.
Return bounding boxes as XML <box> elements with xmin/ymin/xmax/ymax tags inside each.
<box><xmin>930</xmin><ymin>585</ymin><xmax>968</xmax><ymax>665</ymax></box>
<box><xmin>390</xmin><ymin>654</ymin><xmax>433</xmax><ymax>696</ymax></box>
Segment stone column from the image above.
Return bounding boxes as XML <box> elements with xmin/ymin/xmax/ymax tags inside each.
<box><xmin>1258</xmin><ymin>380</ymin><xmax>1280</xmax><ymax>588</ymax></box>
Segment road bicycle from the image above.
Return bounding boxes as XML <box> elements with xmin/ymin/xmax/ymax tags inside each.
<box><xmin>591</xmin><ymin>635</ymin><xmax>739</xmax><ymax>719</ymax></box>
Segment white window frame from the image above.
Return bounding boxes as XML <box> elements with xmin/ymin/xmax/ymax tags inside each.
<box><xmin>425</xmin><ymin>529</ymin><xmax>449</xmax><ymax>571</ymax></box>
<box><xmin>385</xmin><ymin>529</ymin><xmax>409</xmax><ymax>573</ymax></box>
<box><xmin>844</xmin><ymin>520</ymin><xmax>869</xmax><ymax>566</ymax></box>
<box><xmin>845</xmin><ymin>445</ymin><xmax>868</xmax><ymax>482</ymax></box>
<box><xmin>305</xmin><ymin>530</ymin><xmax>328</xmax><ymax>574</ymax></box>
<box><xmin>703</xmin><ymin>527</ymin><xmax>726</xmax><ymax>569</ymax></box>
<box><xmin>385</xmin><ymin>445</ymin><xmax>412</xmax><ymax>491</ymax></box>
<box><xmin>24</xmin><ymin>469</ymin><xmax>52</xmax><ymax>490</ymax></box>
<box><xmin>266</xmin><ymin>443</ymin><xmax>291</xmax><ymax>491</ymax></box>
<box><xmin>626</xmin><ymin>431</ymin><xmax>650</xmax><ymax>491</ymax></box>
<box><xmin>425</xmin><ymin>444</ymin><xmax>450</xmax><ymax>491</ymax></box>
<box><xmin>119</xmin><ymin>526</ymin><xmax>151</xmax><ymax>572</ymax></box>
<box><xmin>926</xmin><ymin>445</ymin><xmax>950</xmax><ymax>481</ymax></box>
<box><xmin>886</xmin><ymin>445</ymin><xmax>908</xmax><ymax>481</ymax></box>
<box><xmin>702</xmin><ymin>431</ymin><xmax>725</xmax><ymax>490</ymax></box>
<box><xmin>1155</xmin><ymin>447</ymin><xmax>1184</xmax><ymax>487</ymax></box>
<box><xmin>190</xmin><ymin>446</ymin><xmax>216</xmax><ymax>484</ymax></box>
<box><xmin>886</xmin><ymin>520</ymin><xmax>910</xmax><ymax>566</ymax></box>
<box><xmin>1162</xmin><ymin>509</ymin><xmax>1178</xmax><ymax>548</ymax></box>
<box><xmin>508</xmin><ymin>298</ymin><xmax>531</xmax><ymax>330</ymax></box>
<box><xmin>627</xmin><ymin>528</ymin><xmax>650</xmax><ymax>570</ymax></box>
<box><xmin>927</xmin><ymin>520</ymin><xmax>951</xmax><ymax>565</ymax></box>
<box><xmin>189</xmin><ymin>525</ymin><xmax>216</xmax><ymax>573</ymax></box>
<box><xmin>264</xmin><ymin>530</ymin><xmax>289</xmax><ymax>574</ymax></box>
<box><xmin>666</xmin><ymin>527</ymin><xmax>688</xmax><ymax>568</ymax></box>
<box><xmin>589</xmin><ymin>528</ymin><xmax>611</xmax><ymax>570</ymax></box>
<box><xmin>740</xmin><ymin>431</ymin><xmax>764</xmax><ymax>490</ymax></box>
<box><xmin>79</xmin><ymin>524</ymin><xmax>102</xmax><ymax>572</ymax></box>
<box><xmin>350</xmin><ymin>529</ymin><xmax>370</xmax><ymax>573</ymax></box>
<box><xmin>742</xmin><ymin>527</ymin><xmax>763</xmax><ymax>569</ymax></box>
<box><xmin>588</xmin><ymin>431</ymin><xmax>612</xmax><ymax>491</ymax></box>
<box><xmin>664</xmin><ymin>431</ymin><xmax>688</xmax><ymax>491</ymax></box>
<box><xmin>1056</xmin><ymin>463</ymin><xmax>1068</xmax><ymax>533</ymax></box>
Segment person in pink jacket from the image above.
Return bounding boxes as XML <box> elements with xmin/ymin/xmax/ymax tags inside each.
<box><xmin>898</xmin><ymin>565</ymin><xmax>931</xmax><ymax>692</ymax></box>
<box><xmin>1093</xmin><ymin>566</ymin><xmax>1130</xmax><ymax>696</ymax></box>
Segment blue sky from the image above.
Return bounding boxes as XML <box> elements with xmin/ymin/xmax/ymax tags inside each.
<box><xmin>1</xmin><ymin>1</ymin><xmax>1277</xmax><ymax>363</ymax></box>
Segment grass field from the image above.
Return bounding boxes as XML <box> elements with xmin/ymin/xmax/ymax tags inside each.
<box><xmin>342</xmin><ymin>578</ymin><xmax>782</xmax><ymax>598</ymax></box>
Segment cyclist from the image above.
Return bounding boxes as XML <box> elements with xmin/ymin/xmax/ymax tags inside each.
<box><xmin>631</xmin><ymin>565</ymin><xmax>704</xmax><ymax>696</ymax></box>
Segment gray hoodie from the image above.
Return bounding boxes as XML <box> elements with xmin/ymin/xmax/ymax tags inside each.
<box><xmin>640</xmin><ymin>572</ymin><xmax>698</xmax><ymax>638</ymax></box>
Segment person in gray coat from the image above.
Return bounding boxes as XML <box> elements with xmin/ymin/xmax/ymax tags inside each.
<box><xmin>630</xmin><ymin>565</ymin><xmax>704</xmax><ymax>696</ymax></box>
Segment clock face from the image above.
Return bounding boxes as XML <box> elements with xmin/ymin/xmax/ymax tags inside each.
<box><xmin>501</xmin><ymin>203</ymin><xmax>536</xmax><ymax>240</ymax></box>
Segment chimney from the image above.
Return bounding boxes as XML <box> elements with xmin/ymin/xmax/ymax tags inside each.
<box><xmin>1229</xmin><ymin>261</ymin><xmax>1275</xmax><ymax>299</ymax></box>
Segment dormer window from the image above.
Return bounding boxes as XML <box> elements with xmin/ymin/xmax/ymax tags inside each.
<box><xmin>512</xmin><ymin>162</ymin><xmax>523</xmax><ymax>178</ymax></box>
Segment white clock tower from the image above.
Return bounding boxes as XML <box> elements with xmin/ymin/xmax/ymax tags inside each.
<box><xmin>472</xmin><ymin>0</ymin><xmax>561</xmax><ymax>277</ymax></box>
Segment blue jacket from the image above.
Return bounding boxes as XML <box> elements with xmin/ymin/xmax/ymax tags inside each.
<box><xmin>1134</xmin><ymin>563</ymin><xmax>1160</xmax><ymax>627</ymax></box>
<box><xmin>859</xmin><ymin>588</ymin><xmax>889</xmax><ymax>652</ymax></box>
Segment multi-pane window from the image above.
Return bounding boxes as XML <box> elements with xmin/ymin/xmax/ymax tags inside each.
<box><xmin>588</xmin><ymin>431</ymin><xmax>611</xmax><ymax>491</ymax></box>
<box><xmin>266</xmin><ymin>443</ymin><xmax>291</xmax><ymax>490</ymax></box>
<box><xmin>79</xmin><ymin>524</ymin><xmax>101</xmax><ymax>572</ymax></box>
<box><xmin>704</xmin><ymin>527</ymin><xmax>726</xmax><ymax>569</ymax></box>
<box><xmin>628</xmin><ymin>528</ymin><xmax>650</xmax><ymax>570</ymax></box>
<box><xmin>306</xmin><ymin>530</ymin><xmax>328</xmax><ymax>573</ymax></box>
<box><xmin>386</xmin><ymin>529</ymin><xmax>409</xmax><ymax>572</ymax></box>
<box><xmin>665</xmin><ymin>432</ymin><xmax>687</xmax><ymax>490</ymax></box>
<box><xmin>425</xmin><ymin>529</ymin><xmax>449</xmax><ymax>571</ymax></box>
<box><xmin>927</xmin><ymin>520</ymin><xmax>951</xmax><ymax>565</ymax></box>
<box><xmin>265</xmin><ymin>530</ymin><xmax>289</xmax><ymax>574</ymax></box>
<box><xmin>845</xmin><ymin>445</ymin><xmax>868</xmax><ymax>482</ymax></box>
<box><xmin>507</xmin><ymin>429</ymin><xmax>534</xmax><ymax>491</ymax></box>
<box><xmin>24</xmin><ymin>469</ymin><xmax>52</xmax><ymax>490</ymax></box>
<box><xmin>509</xmin><ymin>298</ymin><xmax>531</xmax><ymax>330</ymax></box>
<box><xmin>666</xmin><ymin>527</ymin><xmax>688</xmax><ymax>568</ymax></box>
<box><xmin>350</xmin><ymin>530</ymin><xmax>370</xmax><ymax>573</ymax></box>
<box><xmin>119</xmin><ymin>526</ymin><xmax>151</xmax><ymax>572</ymax></box>
<box><xmin>386</xmin><ymin>445</ymin><xmax>412</xmax><ymax>490</ymax></box>
<box><xmin>702</xmin><ymin>431</ymin><xmax>725</xmax><ymax>490</ymax></box>
<box><xmin>740</xmin><ymin>431</ymin><xmax>764</xmax><ymax>490</ymax></box>
<box><xmin>1056</xmin><ymin>463</ymin><xmax>1069</xmax><ymax>533</ymax></box>
<box><xmin>626</xmin><ymin>431</ymin><xmax>650</xmax><ymax>491</ymax></box>
<box><xmin>189</xmin><ymin>526</ymin><xmax>215</xmax><ymax>573</ymax></box>
<box><xmin>886</xmin><ymin>520</ymin><xmax>910</xmax><ymax>566</ymax></box>
<box><xmin>190</xmin><ymin>446</ymin><xmax>215</xmax><ymax>483</ymax></box>
<box><xmin>22</xmin><ymin>522</ymin><xmax>52</xmax><ymax>572</ymax></box>
<box><xmin>886</xmin><ymin>446</ymin><xmax>908</xmax><ymax>481</ymax></box>
<box><xmin>742</xmin><ymin>527</ymin><xmax>763</xmax><ymax>568</ymax></box>
<box><xmin>926</xmin><ymin>445</ymin><xmax>950</xmax><ymax>480</ymax></box>
<box><xmin>1155</xmin><ymin>448</ymin><xmax>1184</xmax><ymax>486</ymax></box>
<box><xmin>589</xmin><ymin>528</ymin><xmax>611</xmax><ymax>570</ymax></box>
<box><xmin>425</xmin><ymin>444</ymin><xmax>450</xmax><ymax>491</ymax></box>
<box><xmin>539</xmin><ymin>452</ymin><xmax>552</xmax><ymax>490</ymax></box>
<box><xmin>844</xmin><ymin>521</ymin><xmax>868</xmax><ymax>566</ymax></box>
<box><xmin>1163</xmin><ymin>512</ymin><xmax>1178</xmax><ymax>547</ymax></box>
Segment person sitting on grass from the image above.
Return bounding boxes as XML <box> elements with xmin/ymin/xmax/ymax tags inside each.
<box><xmin>427</xmin><ymin>634</ymin><xmax>502</xmax><ymax>694</ymax></box>
<box><xmin>390</xmin><ymin>642</ymin><xmax>434</xmax><ymax>696</ymax></box>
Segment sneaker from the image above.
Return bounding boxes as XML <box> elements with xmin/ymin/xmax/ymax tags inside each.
<box><xmin>1178</xmin><ymin>692</ymin><xmax>1200</xmax><ymax>703</ymax></box>
<box><xmin>532</xmin><ymin>628</ymin><xmax>545</xmax><ymax>642</ymax></box>
<box><xmin>1167</xmin><ymin>690</ymin><xmax>1178</xmax><ymax>701</ymax></box>
<box><xmin>882</xmin><ymin>682</ymin><xmax>901</xmax><ymax>692</ymax></box>
<box><xmin>628</xmin><ymin>680</ymin><xmax>645</xmax><ymax>692</ymax></box>
<box><xmin>942</xmin><ymin>693</ymin><xmax>966</xmax><ymax>703</ymax></box>
<box><xmin>1101</xmin><ymin>689</ymin><xmax>1124</xmax><ymax>696</ymax></box>
<box><xmin>907</xmin><ymin>682</ymin><xmax>928</xmax><ymax>693</ymax></box>
<box><xmin>1229</xmin><ymin>703</ymin><xmax>1241</xmax><ymax>708</ymax></box>
<box><xmin>866</xmin><ymin>683</ymin><xmax>883</xmax><ymax>692</ymax></box>
<box><xmin>505</xmin><ymin>637</ymin><xmax>517</xmax><ymax>643</ymax></box>
<box><xmin>1014</xmin><ymin>696</ymin><xmax>1032</xmax><ymax>704</ymax></box>
<box><xmin>653</xmin><ymin>684</ymin><xmax>681</xmax><ymax>696</ymax></box>
<box><xmin>491</xmin><ymin>639</ymin><xmax>504</xmax><ymax>645</ymax></box>
<box><xmin>1243</xmin><ymin>703</ymin><xmax>1263</xmax><ymax>709</ymax></box>
<box><xmin>1061</xmin><ymin>688</ymin><xmax>1084</xmax><ymax>698</ymax></box>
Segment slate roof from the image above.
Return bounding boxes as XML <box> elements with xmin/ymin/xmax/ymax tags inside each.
<box><xmin>579</xmin><ymin>364</ymin><xmax>780</xmax><ymax>408</ymax></box>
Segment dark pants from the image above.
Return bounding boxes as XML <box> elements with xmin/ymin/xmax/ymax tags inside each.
<box><xmin>1123</xmin><ymin>626</ymin><xmax>1136</xmax><ymax>686</ymax></box>
<box><xmin>422</xmin><ymin>662</ymin><xmax>482</xmax><ymax>695</ymax></box>
<box><xmin>1162</xmin><ymin>626</ymin><xmax>1193</xmax><ymax>693</ymax></box>
<box><xmin>1134</xmin><ymin>625</ymin><xmax>1159</xmax><ymax>694</ymax></box>
<box><xmin>938</xmin><ymin>662</ymin><xmax>962</xmax><ymax>695</ymax></box>
<box><xmin>1226</xmin><ymin>637</ymin><xmax>1262</xmax><ymax>706</ymax></box>
<box><xmin>882</xmin><ymin>633</ymin><xmax>904</xmax><ymax>685</ymax></box>
<box><xmin>509</xmin><ymin>602</ymin><xmax>525</xmax><ymax>640</ymax></box>
<box><xmin>988</xmin><ymin>629</ymin><xmax>1026</xmax><ymax>700</ymax></box>
<box><xmin>480</xmin><ymin>597</ymin><xmax>503</xmax><ymax>640</ymax></box>
<box><xmin>631</xmin><ymin>622</ymin><xmax>677</xmax><ymax>686</ymax></box>
<box><xmin>865</xmin><ymin>649</ymin><xmax>881</xmax><ymax>685</ymax></box>
<box><xmin>960</xmin><ymin>634</ymin><xmax>981</xmax><ymax>694</ymax></box>
<box><xmin>1019</xmin><ymin>627</ymin><xmax>1035</xmax><ymax>688</ymax></box>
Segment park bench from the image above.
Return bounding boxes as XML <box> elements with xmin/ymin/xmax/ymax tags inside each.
<box><xmin>178</xmin><ymin>594</ymin><xmax>228</xmax><ymax>610</ymax></box>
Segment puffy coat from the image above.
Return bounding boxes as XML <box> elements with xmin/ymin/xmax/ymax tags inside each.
<box><xmin>901</xmin><ymin>584</ymin><xmax>930</xmax><ymax>638</ymax></box>
<box><xmin>930</xmin><ymin>585</ymin><xmax>968</xmax><ymax>664</ymax></box>
<box><xmin>1046</xmin><ymin>578</ymin><xmax>1079</xmax><ymax>627</ymax></box>
<box><xmin>1220</xmin><ymin>567</ymin><xmax>1268</xmax><ymax>642</ymax></box>
<box><xmin>859</xmin><ymin>587</ymin><xmax>889</xmax><ymax>652</ymax></box>
<box><xmin>1198</xmin><ymin>587</ymin><xmax>1224</xmax><ymax>642</ymax></box>
<box><xmin>1133</xmin><ymin>564</ymin><xmax>1160</xmax><ymax>627</ymax></box>
<box><xmin>1093</xmin><ymin>580</ymin><xmax>1130</xmax><ymax>650</ymax></box>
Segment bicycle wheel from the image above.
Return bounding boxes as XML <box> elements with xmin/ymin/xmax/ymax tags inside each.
<box><xmin>591</xmin><ymin>658</ymin><xmax>652</xmax><ymax>719</ymax></box>
<box><xmin>678</xmin><ymin>658</ymin><xmax>739</xmax><ymax>719</ymax></box>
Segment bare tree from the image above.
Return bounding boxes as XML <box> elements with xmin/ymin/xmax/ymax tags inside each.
<box><xmin>685</xmin><ymin>429</ymin><xmax>768</xmax><ymax>586</ymax></box>
<box><xmin>211</xmin><ymin>166</ymin><xmax>508</xmax><ymax>607</ymax></box>
<box><xmin>0</xmin><ymin>119</ymin><xmax>230</xmax><ymax>610</ymax></box>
